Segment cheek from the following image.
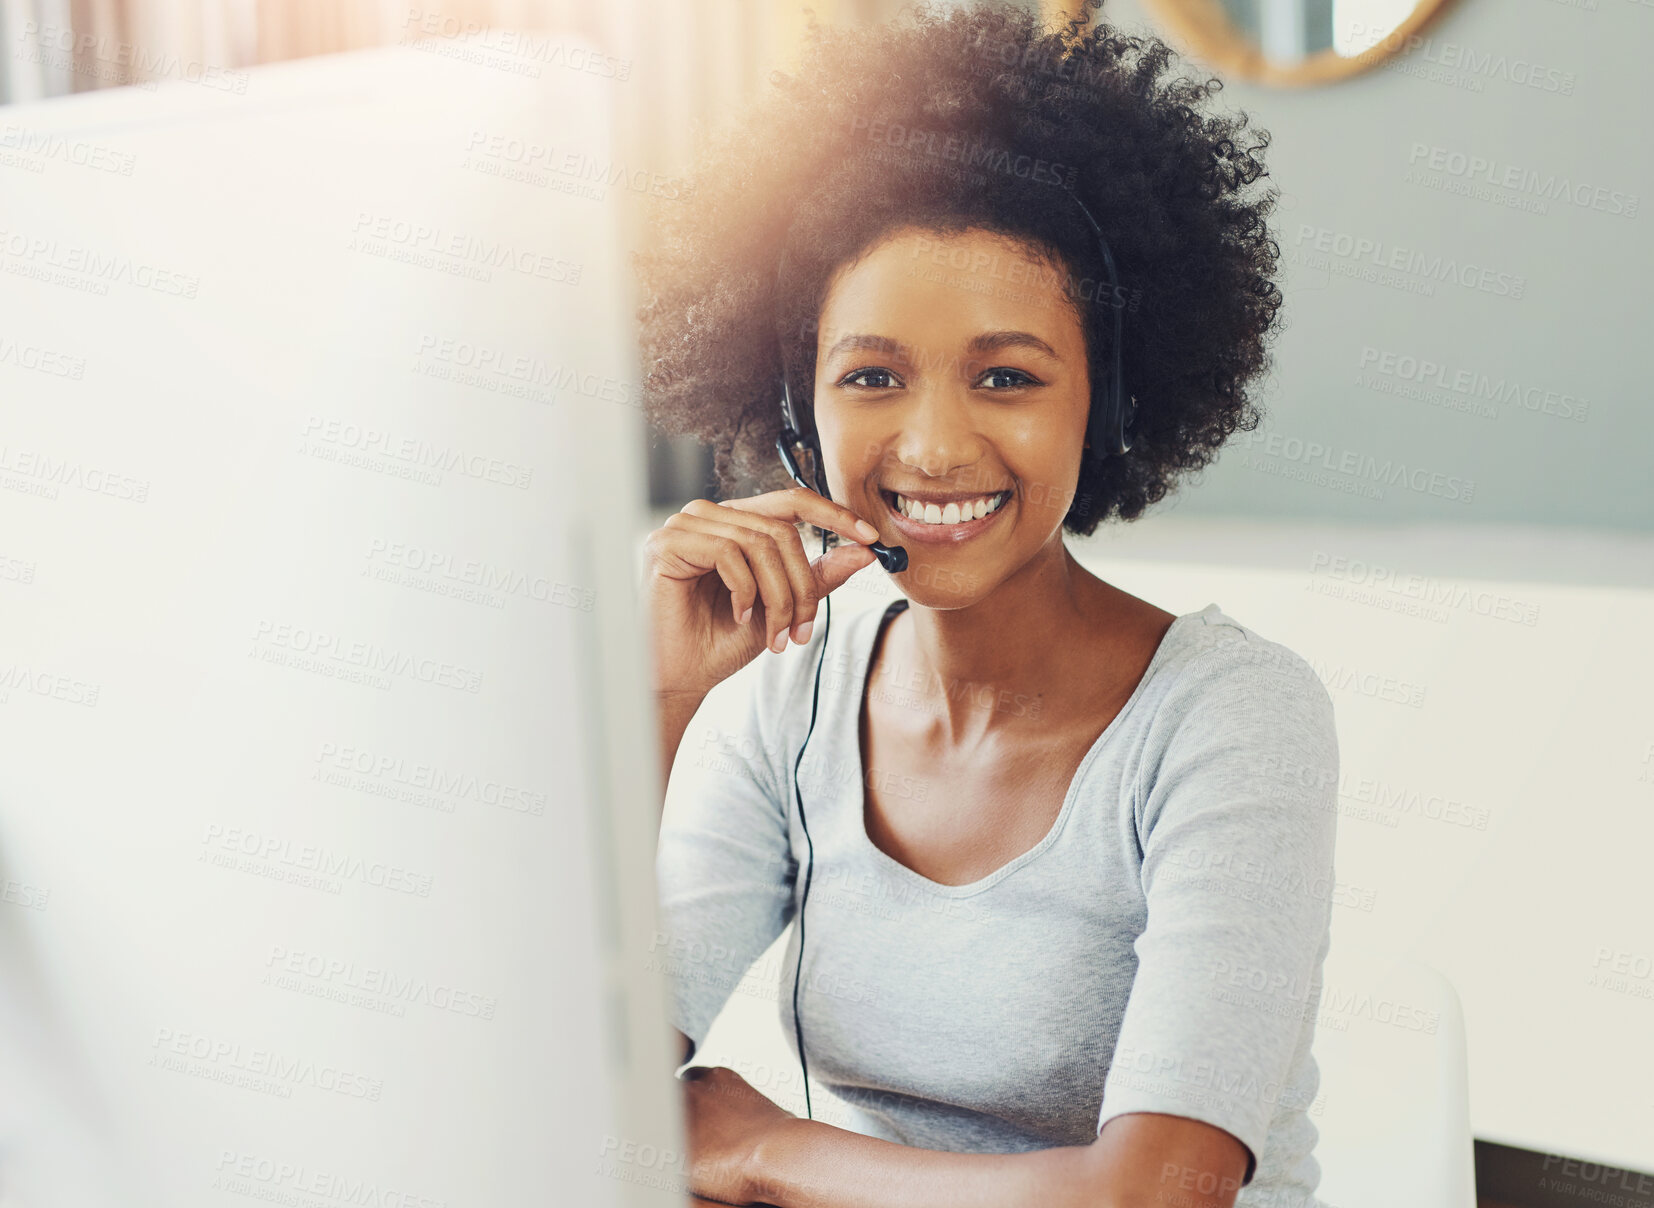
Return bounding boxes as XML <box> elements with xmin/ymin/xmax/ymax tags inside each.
<box><xmin>822</xmin><ymin>420</ymin><xmax>892</xmax><ymax>482</ymax></box>
<box><xmin>1001</xmin><ymin>432</ymin><xmax>1082</xmax><ymax>507</ymax></box>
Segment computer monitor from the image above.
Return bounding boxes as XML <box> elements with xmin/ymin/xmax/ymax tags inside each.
<box><xmin>0</xmin><ymin>33</ymin><xmax>683</xmax><ymax>1208</ymax></box>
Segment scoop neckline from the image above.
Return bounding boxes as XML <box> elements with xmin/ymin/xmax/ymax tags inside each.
<box><xmin>845</xmin><ymin>596</ymin><xmax>1206</xmax><ymax>899</ymax></box>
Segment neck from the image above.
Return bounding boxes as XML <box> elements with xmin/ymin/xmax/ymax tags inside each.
<box><xmin>888</xmin><ymin>535</ymin><xmax>1120</xmax><ymax>746</ymax></box>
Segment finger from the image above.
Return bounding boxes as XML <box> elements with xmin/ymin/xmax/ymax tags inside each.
<box><xmin>665</xmin><ymin>510</ymin><xmax>796</xmax><ymax>651</ymax></box>
<box><xmin>812</xmin><ymin>542</ymin><xmax>880</xmax><ymax>597</ymax></box>
<box><xmin>649</xmin><ymin>526</ymin><xmax>761</xmax><ymax>624</ymax></box>
<box><xmin>720</xmin><ymin>486</ymin><xmax>883</xmax><ymax>547</ymax></box>
<box><xmin>678</xmin><ymin>502</ymin><xmax>819</xmax><ymax>648</ymax></box>
<box><xmin>712</xmin><ymin>545</ymin><xmax>761</xmax><ymax>627</ymax></box>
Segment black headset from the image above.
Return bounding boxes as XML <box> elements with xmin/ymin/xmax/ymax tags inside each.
<box><xmin>771</xmin><ymin>188</ymin><xmax>1134</xmax><ymax>1120</ymax></box>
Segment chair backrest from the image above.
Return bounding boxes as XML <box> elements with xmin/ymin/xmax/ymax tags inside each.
<box><xmin>1308</xmin><ymin>944</ymin><xmax>1477</xmax><ymax>1208</ymax></box>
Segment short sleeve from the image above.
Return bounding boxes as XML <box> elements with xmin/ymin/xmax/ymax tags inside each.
<box><xmin>654</xmin><ymin>656</ymin><xmax>800</xmax><ymax>1054</ymax></box>
<box><xmin>1097</xmin><ymin>638</ymin><xmax>1340</xmax><ymax>1186</ymax></box>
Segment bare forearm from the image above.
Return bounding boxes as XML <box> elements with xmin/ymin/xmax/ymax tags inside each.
<box><xmin>753</xmin><ymin>1117</ymin><xmax>1101</xmax><ymax>1208</ymax></box>
<box><xmin>655</xmin><ymin>690</ymin><xmax>707</xmax><ymax>798</ymax></box>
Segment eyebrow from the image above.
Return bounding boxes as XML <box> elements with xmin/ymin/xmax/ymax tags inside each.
<box><xmin>821</xmin><ymin>330</ymin><xmax>1061</xmax><ymax>364</ymax></box>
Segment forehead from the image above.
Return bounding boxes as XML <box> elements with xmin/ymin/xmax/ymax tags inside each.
<box><xmin>816</xmin><ymin>227</ymin><xmax>1083</xmax><ymax>352</ymax></box>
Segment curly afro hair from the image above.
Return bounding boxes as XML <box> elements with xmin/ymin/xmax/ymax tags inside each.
<box><xmin>632</xmin><ymin>0</ymin><xmax>1284</xmax><ymax>537</ymax></box>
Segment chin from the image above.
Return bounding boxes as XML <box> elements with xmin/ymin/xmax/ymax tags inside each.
<box><xmin>885</xmin><ymin>558</ymin><xmax>993</xmax><ymax>610</ymax></box>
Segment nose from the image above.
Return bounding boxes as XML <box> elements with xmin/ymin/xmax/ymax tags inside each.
<box><xmin>888</xmin><ymin>383</ymin><xmax>983</xmax><ymax>481</ymax></box>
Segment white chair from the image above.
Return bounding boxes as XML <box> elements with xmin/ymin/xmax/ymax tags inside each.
<box><xmin>1308</xmin><ymin>944</ymin><xmax>1478</xmax><ymax>1208</ymax></box>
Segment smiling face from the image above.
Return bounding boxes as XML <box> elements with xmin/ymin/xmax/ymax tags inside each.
<box><xmin>812</xmin><ymin>226</ymin><xmax>1093</xmax><ymax>608</ymax></box>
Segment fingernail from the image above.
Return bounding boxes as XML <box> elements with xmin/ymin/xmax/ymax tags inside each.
<box><xmin>855</xmin><ymin>519</ymin><xmax>880</xmax><ymax>541</ymax></box>
<box><xmin>739</xmin><ymin>605</ymin><xmax>753</xmax><ymax>625</ymax></box>
<box><xmin>771</xmin><ymin>630</ymin><xmax>787</xmax><ymax>653</ymax></box>
<box><xmin>794</xmin><ymin>620</ymin><xmax>813</xmax><ymax>645</ymax></box>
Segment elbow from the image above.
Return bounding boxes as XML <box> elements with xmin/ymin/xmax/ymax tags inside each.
<box><xmin>1063</xmin><ymin>1127</ymin><xmax>1245</xmax><ymax>1208</ymax></box>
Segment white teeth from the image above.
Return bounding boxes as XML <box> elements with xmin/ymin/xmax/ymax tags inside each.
<box><xmin>893</xmin><ymin>492</ymin><xmax>1007</xmax><ymax>526</ymax></box>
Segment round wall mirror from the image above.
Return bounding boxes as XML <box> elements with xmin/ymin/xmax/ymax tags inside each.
<box><xmin>1136</xmin><ymin>0</ymin><xmax>1462</xmax><ymax>87</ymax></box>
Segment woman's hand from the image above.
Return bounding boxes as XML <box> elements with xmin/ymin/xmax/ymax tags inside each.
<box><xmin>643</xmin><ymin>487</ymin><xmax>885</xmax><ymax>699</ymax></box>
<box><xmin>681</xmin><ymin>1065</ymin><xmax>796</xmax><ymax>1205</ymax></box>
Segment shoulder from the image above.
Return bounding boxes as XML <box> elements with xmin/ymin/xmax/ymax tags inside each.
<box><xmin>1136</xmin><ymin>604</ymin><xmax>1339</xmax><ymax>787</ymax></box>
<box><xmin>1156</xmin><ymin>604</ymin><xmax>1333</xmax><ymax>728</ymax></box>
<box><xmin>1131</xmin><ymin>606</ymin><xmax>1340</xmax><ymax>863</ymax></box>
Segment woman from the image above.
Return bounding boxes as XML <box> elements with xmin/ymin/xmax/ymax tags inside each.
<box><xmin>635</xmin><ymin>3</ymin><xmax>1339</xmax><ymax>1206</ymax></box>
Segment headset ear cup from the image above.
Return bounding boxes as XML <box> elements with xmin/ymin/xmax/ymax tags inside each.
<box><xmin>1097</xmin><ymin>383</ymin><xmax>1134</xmax><ymax>458</ymax></box>
<box><xmin>1119</xmin><ymin>395</ymin><xmax>1137</xmax><ymax>454</ymax></box>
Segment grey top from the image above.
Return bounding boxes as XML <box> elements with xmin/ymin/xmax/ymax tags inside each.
<box><xmin>655</xmin><ymin>596</ymin><xmax>1339</xmax><ymax>1204</ymax></box>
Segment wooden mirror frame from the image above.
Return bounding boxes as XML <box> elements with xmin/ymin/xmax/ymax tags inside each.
<box><xmin>1072</xmin><ymin>0</ymin><xmax>1463</xmax><ymax>87</ymax></box>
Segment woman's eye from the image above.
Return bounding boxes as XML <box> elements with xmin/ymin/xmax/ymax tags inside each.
<box><xmin>840</xmin><ymin>367</ymin><xmax>901</xmax><ymax>389</ymax></box>
<box><xmin>979</xmin><ymin>367</ymin><xmax>1040</xmax><ymax>390</ymax></box>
